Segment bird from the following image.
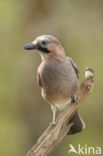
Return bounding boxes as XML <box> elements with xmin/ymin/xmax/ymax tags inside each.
<box><xmin>24</xmin><ymin>35</ymin><xmax>85</xmax><ymax>135</ymax></box>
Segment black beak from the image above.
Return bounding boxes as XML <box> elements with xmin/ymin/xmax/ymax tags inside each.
<box><xmin>24</xmin><ymin>43</ymin><xmax>36</xmax><ymax>50</ymax></box>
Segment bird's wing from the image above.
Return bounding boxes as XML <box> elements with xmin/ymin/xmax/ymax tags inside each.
<box><xmin>67</xmin><ymin>57</ymin><xmax>79</xmax><ymax>79</ymax></box>
<box><xmin>37</xmin><ymin>73</ymin><xmax>42</xmax><ymax>87</ymax></box>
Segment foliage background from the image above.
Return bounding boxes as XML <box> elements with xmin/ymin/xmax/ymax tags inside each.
<box><xmin>0</xmin><ymin>0</ymin><xmax>103</xmax><ymax>156</ymax></box>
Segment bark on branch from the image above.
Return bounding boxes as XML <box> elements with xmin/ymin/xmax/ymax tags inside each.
<box><xmin>26</xmin><ymin>67</ymin><xmax>94</xmax><ymax>156</ymax></box>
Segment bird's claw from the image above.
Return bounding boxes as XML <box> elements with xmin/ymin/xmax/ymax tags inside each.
<box><xmin>49</xmin><ymin>121</ymin><xmax>56</xmax><ymax>126</ymax></box>
<box><xmin>71</xmin><ymin>95</ymin><xmax>77</xmax><ymax>103</ymax></box>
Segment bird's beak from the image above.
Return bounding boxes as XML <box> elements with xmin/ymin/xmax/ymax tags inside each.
<box><xmin>24</xmin><ymin>43</ymin><xmax>37</xmax><ymax>50</ymax></box>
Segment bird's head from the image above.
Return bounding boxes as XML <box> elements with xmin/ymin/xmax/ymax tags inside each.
<box><xmin>24</xmin><ymin>35</ymin><xmax>66</xmax><ymax>62</ymax></box>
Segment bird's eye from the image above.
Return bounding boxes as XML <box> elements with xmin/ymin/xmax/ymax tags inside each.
<box><xmin>42</xmin><ymin>40</ymin><xmax>48</xmax><ymax>46</ymax></box>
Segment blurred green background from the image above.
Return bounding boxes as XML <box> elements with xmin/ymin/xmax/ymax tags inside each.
<box><xmin>0</xmin><ymin>0</ymin><xmax>103</xmax><ymax>156</ymax></box>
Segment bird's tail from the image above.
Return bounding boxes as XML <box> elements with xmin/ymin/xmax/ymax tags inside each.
<box><xmin>67</xmin><ymin>112</ymin><xmax>85</xmax><ymax>135</ymax></box>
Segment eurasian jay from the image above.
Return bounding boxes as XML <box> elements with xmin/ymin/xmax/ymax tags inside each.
<box><xmin>24</xmin><ymin>35</ymin><xmax>85</xmax><ymax>134</ymax></box>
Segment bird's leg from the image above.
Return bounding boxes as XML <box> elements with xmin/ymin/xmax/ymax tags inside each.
<box><xmin>71</xmin><ymin>95</ymin><xmax>77</xmax><ymax>103</ymax></box>
<box><xmin>51</xmin><ymin>104</ymin><xmax>57</xmax><ymax>125</ymax></box>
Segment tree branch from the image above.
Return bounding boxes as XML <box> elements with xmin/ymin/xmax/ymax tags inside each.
<box><xmin>26</xmin><ymin>67</ymin><xmax>94</xmax><ymax>156</ymax></box>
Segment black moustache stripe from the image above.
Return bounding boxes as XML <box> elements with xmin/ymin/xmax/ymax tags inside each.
<box><xmin>38</xmin><ymin>46</ymin><xmax>50</xmax><ymax>53</ymax></box>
